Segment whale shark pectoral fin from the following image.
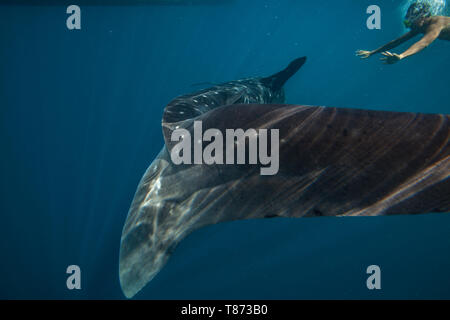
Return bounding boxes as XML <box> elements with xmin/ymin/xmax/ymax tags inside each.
<box><xmin>261</xmin><ymin>56</ymin><xmax>307</xmax><ymax>91</ymax></box>
<box><xmin>120</xmin><ymin>104</ymin><xmax>449</xmax><ymax>298</ymax></box>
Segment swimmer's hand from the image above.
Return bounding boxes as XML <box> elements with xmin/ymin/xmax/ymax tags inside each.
<box><xmin>381</xmin><ymin>51</ymin><xmax>403</xmax><ymax>64</ymax></box>
<box><xmin>356</xmin><ymin>50</ymin><xmax>373</xmax><ymax>59</ymax></box>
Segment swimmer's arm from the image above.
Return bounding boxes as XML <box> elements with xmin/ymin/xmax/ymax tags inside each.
<box><xmin>371</xmin><ymin>31</ymin><xmax>418</xmax><ymax>54</ymax></box>
<box><xmin>356</xmin><ymin>31</ymin><xmax>417</xmax><ymax>58</ymax></box>
<box><xmin>398</xmin><ymin>26</ymin><xmax>442</xmax><ymax>59</ymax></box>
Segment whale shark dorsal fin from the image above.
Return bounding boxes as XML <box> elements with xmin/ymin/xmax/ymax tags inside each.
<box><xmin>261</xmin><ymin>56</ymin><xmax>307</xmax><ymax>91</ymax></box>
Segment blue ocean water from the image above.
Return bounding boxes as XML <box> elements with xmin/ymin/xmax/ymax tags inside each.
<box><xmin>0</xmin><ymin>0</ymin><xmax>449</xmax><ymax>299</ymax></box>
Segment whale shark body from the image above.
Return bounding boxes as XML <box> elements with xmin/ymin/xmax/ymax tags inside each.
<box><xmin>119</xmin><ymin>57</ymin><xmax>449</xmax><ymax>298</ymax></box>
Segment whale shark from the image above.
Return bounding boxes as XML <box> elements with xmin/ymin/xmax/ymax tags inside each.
<box><xmin>119</xmin><ymin>57</ymin><xmax>449</xmax><ymax>298</ymax></box>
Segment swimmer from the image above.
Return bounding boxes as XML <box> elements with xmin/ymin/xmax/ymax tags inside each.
<box><xmin>356</xmin><ymin>1</ymin><xmax>450</xmax><ymax>64</ymax></box>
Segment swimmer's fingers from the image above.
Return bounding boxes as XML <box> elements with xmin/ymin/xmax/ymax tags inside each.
<box><xmin>381</xmin><ymin>51</ymin><xmax>401</xmax><ymax>64</ymax></box>
<box><xmin>356</xmin><ymin>50</ymin><xmax>372</xmax><ymax>59</ymax></box>
<box><xmin>355</xmin><ymin>50</ymin><xmax>370</xmax><ymax>59</ymax></box>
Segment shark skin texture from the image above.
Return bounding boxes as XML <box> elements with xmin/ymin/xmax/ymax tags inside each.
<box><xmin>119</xmin><ymin>57</ymin><xmax>449</xmax><ymax>298</ymax></box>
